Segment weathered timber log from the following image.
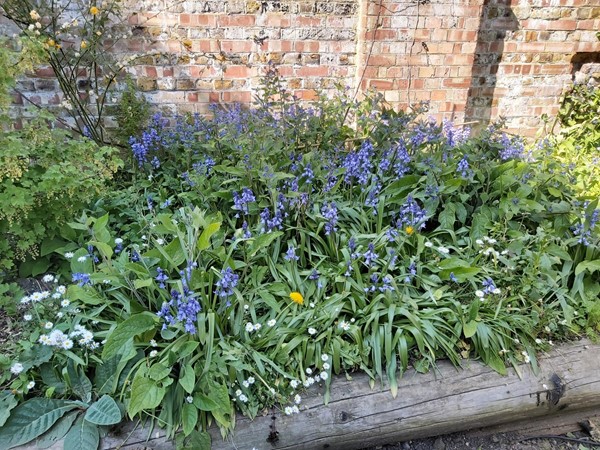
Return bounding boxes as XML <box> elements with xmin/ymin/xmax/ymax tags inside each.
<box><xmin>18</xmin><ymin>339</ymin><xmax>600</xmax><ymax>450</ymax></box>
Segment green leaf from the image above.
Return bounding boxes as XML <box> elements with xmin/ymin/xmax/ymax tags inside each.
<box><xmin>133</xmin><ymin>278</ymin><xmax>153</xmax><ymax>289</ymax></box>
<box><xmin>67</xmin><ymin>285</ymin><xmax>103</xmax><ymax>305</ymax></box>
<box><xmin>198</xmin><ymin>221</ymin><xmax>221</xmax><ymax>250</ymax></box>
<box><xmin>575</xmin><ymin>260</ymin><xmax>600</xmax><ymax>276</ymax></box>
<box><xmin>67</xmin><ymin>363</ymin><xmax>92</xmax><ymax>404</ymax></box>
<box><xmin>35</xmin><ymin>411</ymin><xmax>78</xmax><ymax>449</ymax></box>
<box><xmin>102</xmin><ymin>312</ymin><xmax>156</xmax><ymax>360</ymax></box>
<box><xmin>89</xmin><ymin>241</ymin><xmax>113</xmax><ymax>259</ymax></box>
<box><xmin>192</xmin><ymin>393</ymin><xmax>218</xmax><ymax>411</ymax></box>
<box><xmin>148</xmin><ymin>363</ymin><xmax>171</xmax><ymax>381</ymax></box>
<box><xmin>128</xmin><ymin>377</ymin><xmax>165</xmax><ymax>418</ymax></box>
<box><xmin>181</xmin><ymin>431</ymin><xmax>211</xmax><ymax>450</ymax></box>
<box><xmin>63</xmin><ymin>416</ymin><xmax>99</xmax><ymax>450</ymax></box>
<box><xmin>0</xmin><ymin>398</ymin><xmax>78</xmax><ymax>449</ymax></box>
<box><xmin>248</xmin><ymin>231</ymin><xmax>283</xmax><ymax>257</ymax></box>
<box><xmin>182</xmin><ymin>403</ymin><xmax>198</xmax><ymax>436</ymax></box>
<box><xmin>84</xmin><ymin>395</ymin><xmax>122</xmax><ymax>426</ymax></box>
<box><xmin>179</xmin><ymin>363</ymin><xmax>195</xmax><ymax>394</ymax></box>
<box><xmin>463</xmin><ymin>320</ymin><xmax>478</xmax><ymax>338</ymax></box>
<box><xmin>0</xmin><ymin>392</ymin><xmax>18</xmax><ymax>427</ymax></box>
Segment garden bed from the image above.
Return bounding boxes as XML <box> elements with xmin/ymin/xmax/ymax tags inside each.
<box><xmin>16</xmin><ymin>339</ymin><xmax>600</xmax><ymax>450</ymax></box>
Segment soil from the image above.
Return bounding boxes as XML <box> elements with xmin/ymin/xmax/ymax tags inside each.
<box><xmin>366</xmin><ymin>430</ymin><xmax>600</xmax><ymax>450</ymax></box>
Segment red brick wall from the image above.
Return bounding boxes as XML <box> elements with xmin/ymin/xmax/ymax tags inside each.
<box><xmin>3</xmin><ymin>0</ymin><xmax>600</xmax><ymax>136</ymax></box>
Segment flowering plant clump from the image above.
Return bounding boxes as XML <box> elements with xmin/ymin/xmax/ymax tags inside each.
<box><xmin>1</xmin><ymin>74</ymin><xmax>599</xmax><ymax>448</ymax></box>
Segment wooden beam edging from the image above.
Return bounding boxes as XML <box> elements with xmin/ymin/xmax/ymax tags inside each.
<box><xmin>18</xmin><ymin>339</ymin><xmax>600</xmax><ymax>450</ymax></box>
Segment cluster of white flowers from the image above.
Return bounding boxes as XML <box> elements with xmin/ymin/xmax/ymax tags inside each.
<box><xmin>64</xmin><ymin>252</ymin><xmax>74</xmax><ymax>259</ymax></box>
<box><xmin>245</xmin><ymin>322</ymin><xmax>262</xmax><ymax>333</ymax></box>
<box><xmin>339</xmin><ymin>321</ymin><xmax>350</xmax><ymax>331</ymax></box>
<box><xmin>21</xmin><ymin>290</ymin><xmax>51</xmax><ymax>304</ymax></box>
<box><xmin>242</xmin><ymin>376</ymin><xmax>255</xmax><ymax>388</ymax></box>
<box><xmin>149</xmin><ymin>350</ymin><xmax>158</xmax><ymax>357</ymax></box>
<box><xmin>234</xmin><ymin>389</ymin><xmax>248</xmax><ymax>403</ymax></box>
<box><xmin>475</xmin><ymin>236</ymin><xmax>510</xmax><ymax>259</ymax></box>
<box><xmin>437</xmin><ymin>246</ymin><xmax>450</xmax><ymax>254</ymax></box>
<box><xmin>10</xmin><ymin>362</ymin><xmax>24</xmax><ymax>375</ymax></box>
<box><xmin>284</xmin><ymin>405</ymin><xmax>300</xmax><ymax>415</ymax></box>
<box><xmin>39</xmin><ymin>325</ymin><xmax>98</xmax><ymax>350</ymax></box>
<box><xmin>267</xmin><ymin>319</ymin><xmax>276</xmax><ymax>327</ymax></box>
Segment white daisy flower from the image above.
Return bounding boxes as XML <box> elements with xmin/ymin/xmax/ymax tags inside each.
<box><xmin>65</xmin><ymin>252</ymin><xmax>74</xmax><ymax>259</ymax></box>
<box><xmin>27</xmin><ymin>381</ymin><xmax>35</xmax><ymax>389</ymax></box>
<box><xmin>10</xmin><ymin>363</ymin><xmax>24</xmax><ymax>375</ymax></box>
<box><xmin>267</xmin><ymin>319</ymin><xmax>276</xmax><ymax>327</ymax></box>
<box><xmin>42</xmin><ymin>274</ymin><xmax>55</xmax><ymax>283</ymax></box>
<box><xmin>308</xmin><ymin>327</ymin><xmax>317</xmax><ymax>335</ymax></box>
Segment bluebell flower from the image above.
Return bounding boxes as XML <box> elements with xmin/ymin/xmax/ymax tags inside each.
<box><xmin>449</xmin><ymin>272</ymin><xmax>458</xmax><ymax>282</ymax></box>
<box><xmin>397</xmin><ymin>195</ymin><xmax>428</xmax><ymax>229</ymax></box>
<box><xmin>362</xmin><ymin>243</ymin><xmax>378</xmax><ymax>267</ymax></box>
<box><xmin>457</xmin><ymin>156</ymin><xmax>471</xmax><ymax>178</ymax></box>
<box><xmin>242</xmin><ymin>221</ymin><xmax>252</xmax><ymax>238</ymax></box>
<box><xmin>393</xmin><ymin>141</ymin><xmax>411</xmax><ymax>178</ymax></box>
<box><xmin>285</xmin><ymin>245</ymin><xmax>300</xmax><ymax>262</ymax></box>
<box><xmin>161</xmin><ymin>199</ymin><xmax>172</xmax><ymax>209</ymax></box>
<box><xmin>443</xmin><ymin>119</ymin><xmax>470</xmax><ymax>148</ymax></box>
<box><xmin>151</xmin><ymin>156</ymin><xmax>161</xmax><ymax>169</ymax></box>
<box><xmin>155</xmin><ymin>267</ymin><xmax>169</xmax><ymax>289</ymax></box>
<box><xmin>343</xmin><ymin>140</ymin><xmax>374</xmax><ymax>185</ymax></box>
<box><xmin>233</xmin><ymin>187</ymin><xmax>256</xmax><ymax>217</ymax></box>
<box><xmin>379</xmin><ymin>275</ymin><xmax>394</xmax><ymax>292</ymax></box>
<box><xmin>404</xmin><ymin>262</ymin><xmax>417</xmax><ymax>283</ymax></box>
<box><xmin>87</xmin><ymin>245</ymin><xmax>99</xmax><ymax>263</ymax></box>
<box><xmin>131</xmin><ymin>251</ymin><xmax>140</xmax><ymax>262</ymax></box>
<box><xmin>321</xmin><ymin>202</ymin><xmax>338</xmax><ymax>235</ymax></box>
<box><xmin>72</xmin><ymin>272</ymin><xmax>92</xmax><ymax>287</ymax></box>
<box><xmin>215</xmin><ymin>267</ymin><xmax>239</xmax><ymax>301</ymax></box>
<box><xmin>498</xmin><ymin>133</ymin><xmax>524</xmax><ymax>160</ymax></box>
<box><xmin>365</xmin><ymin>182</ymin><xmax>382</xmax><ymax>212</ymax></box>
<box><xmin>482</xmin><ymin>278</ymin><xmax>496</xmax><ymax>295</ymax></box>
<box><xmin>309</xmin><ymin>269</ymin><xmax>320</xmax><ymax>280</ymax></box>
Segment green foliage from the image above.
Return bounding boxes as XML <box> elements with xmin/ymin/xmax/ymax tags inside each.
<box><xmin>0</xmin><ymin>112</ymin><xmax>122</xmax><ymax>275</ymax></box>
<box><xmin>114</xmin><ymin>79</ymin><xmax>151</xmax><ymax>147</ymax></box>
<box><xmin>550</xmin><ymin>83</ymin><xmax>600</xmax><ymax>198</ymax></box>
<box><xmin>1</xmin><ymin>76</ymin><xmax>599</xmax><ymax>447</ymax></box>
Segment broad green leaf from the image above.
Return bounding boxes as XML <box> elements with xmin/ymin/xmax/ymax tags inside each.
<box><xmin>102</xmin><ymin>312</ymin><xmax>156</xmax><ymax>360</ymax></box>
<box><xmin>89</xmin><ymin>241</ymin><xmax>113</xmax><ymax>259</ymax></box>
<box><xmin>0</xmin><ymin>392</ymin><xmax>18</xmax><ymax>427</ymax></box>
<box><xmin>198</xmin><ymin>221</ymin><xmax>221</xmax><ymax>250</ymax></box>
<box><xmin>67</xmin><ymin>363</ymin><xmax>92</xmax><ymax>404</ymax></box>
<box><xmin>149</xmin><ymin>363</ymin><xmax>171</xmax><ymax>381</ymax></box>
<box><xmin>35</xmin><ymin>411</ymin><xmax>78</xmax><ymax>449</ymax></box>
<box><xmin>133</xmin><ymin>278</ymin><xmax>153</xmax><ymax>289</ymax></box>
<box><xmin>63</xmin><ymin>416</ymin><xmax>99</xmax><ymax>450</ymax></box>
<box><xmin>0</xmin><ymin>398</ymin><xmax>78</xmax><ymax>449</ymax></box>
<box><xmin>179</xmin><ymin>364</ymin><xmax>196</xmax><ymax>394</ymax></box>
<box><xmin>67</xmin><ymin>285</ymin><xmax>103</xmax><ymax>305</ymax></box>
<box><xmin>463</xmin><ymin>320</ymin><xmax>478</xmax><ymax>338</ymax></box>
<box><xmin>192</xmin><ymin>393</ymin><xmax>218</xmax><ymax>411</ymax></box>
<box><xmin>84</xmin><ymin>395</ymin><xmax>122</xmax><ymax>426</ymax></box>
<box><xmin>575</xmin><ymin>260</ymin><xmax>600</xmax><ymax>276</ymax></box>
<box><xmin>182</xmin><ymin>403</ymin><xmax>198</xmax><ymax>436</ymax></box>
<box><xmin>181</xmin><ymin>431</ymin><xmax>211</xmax><ymax>450</ymax></box>
<box><xmin>40</xmin><ymin>238</ymin><xmax>66</xmax><ymax>257</ymax></box>
<box><xmin>128</xmin><ymin>377</ymin><xmax>165</xmax><ymax>418</ymax></box>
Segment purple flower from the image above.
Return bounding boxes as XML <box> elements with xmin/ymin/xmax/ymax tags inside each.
<box><xmin>321</xmin><ymin>202</ymin><xmax>338</xmax><ymax>235</ymax></box>
<box><xmin>362</xmin><ymin>243</ymin><xmax>378</xmax><ymax>267</ymax></box>
<box><xmin>285</xmin><ymin>245</ymin><xmax>300</xmax><ymax>262</ymax></box>
<box><xmin>397</xmin><ymin>195</ymin><xmax>427</xmax><ymax>229</ymax></box>
<box><xmin>155</xmin><ymin>267</ymin><xmax>169</xmax><ymax>289</ymax></box>
<box><xmin>457</xmin><ymin>156</ymin><xmax>471</xmax><ymax>178</ymax></box>
<box><xmin>498</xmin><ymin>133</ymin><xmax>524</xmax><ymax>160</ymax></box>
<box><xmin>443</xmin><ymin>119</ymin><xmax>470</xmax><ymax>148</ymax></box>
<box><xmin>233</xmin><ymin>187</ymin><xmax>256</xmax><ymax>217</ymax></box>
<box><xmin>343</xmin><ymin>140</ymin><xmax>374</xmax><ymax>186</ymax></box>
<box><xmin>309</xmin><ymin>269</ymin><xmax>320</xmax><ymax>280</ymax></box>
<box><xmin>404</xmin><ymin>262</ymin><xmax>417</xmax><ymax>283</ymax></box>
<box><xmin>482</xmin><ymin>278</ymin><xmax>496</xmax><ymax>295</ymax></box>
<box><xmin>215</xmin><ymin>267</ymin><xmax>239</xmax><ymax>299</ymax></box>
<box><xmin>72</xmin><ymin>272</ymin><xmax>92</xmax><ymax>287</ymax></box>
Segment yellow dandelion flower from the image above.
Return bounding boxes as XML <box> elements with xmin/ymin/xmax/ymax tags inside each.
<box><xmin>405</xmin><ymin>225</ymin><xmax>415</xmax><ymax>235</ymax></box>
<box><xmin>289</xmin><ymin>292</ymin><xmax>304</xmax><ymax>305</ymax></box>
<box><xmin>89</xmin><ymin>6</ymin><xmax>100</xmax><ymax>15</ymax></box>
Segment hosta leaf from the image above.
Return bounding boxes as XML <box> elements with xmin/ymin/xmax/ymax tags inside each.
<box><xmin>84</xmin><ymin>395</ymin><xmax>122</xmax><ymax>426</ymax></box>
<box><xmin>63</xmin><ymin>416</ymin><xmax>99</xmax><ymax>450</ymax></box>
<box><xmin>102</xmin><ymin>312</ymin><xmax>156</xmax><ymax>360</ymax></box>
<box><xmin>0</xmin><ymin>398</ymin><xmax>78</xmax><ymax>449</ymax></box>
